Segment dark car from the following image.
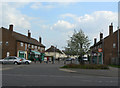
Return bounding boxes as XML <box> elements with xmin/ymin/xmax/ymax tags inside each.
<box><xmin>66</xmin><ymin>58</ymin><xmax>73</xmax><ymax>61</ymax></box>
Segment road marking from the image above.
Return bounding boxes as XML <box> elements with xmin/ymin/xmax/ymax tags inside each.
<box><xmin>59</xmin><ymin>69</ymin><xmax>77</xmax><ymax>73</ymax></box>
<box><xmin>0</xmin><ymin>67</ymin><xmax>13</xmax><ymax>71</ymax></box>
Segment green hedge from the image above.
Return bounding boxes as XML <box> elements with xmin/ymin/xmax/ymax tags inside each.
<box><xmin>61</xmin><ymin>64</ymin><xmax>109</xmax><ymax>69</ymax></box>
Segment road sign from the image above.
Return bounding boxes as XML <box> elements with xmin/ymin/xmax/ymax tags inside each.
<box><xmin>98</xmin><ymin>48</ymin><xmax>102</xmax><ymax>52</ymax></box>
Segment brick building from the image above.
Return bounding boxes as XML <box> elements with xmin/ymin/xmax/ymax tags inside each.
<box><xmin>0</xmin><ymin>24</ymin><xmax>45</xmax><ymax>60</ymax></box>
<box><xmin>90</xmin><ymin>23</ymin><xmax>120</xmax><ymax>65</ymax></box>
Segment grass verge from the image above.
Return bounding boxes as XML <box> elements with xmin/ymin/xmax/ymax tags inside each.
<box><xmin>109</xmin><ymin>65</ymin><xmax>120</xmax><ymax>68</ymax></box>
<box><xmin>61</xmin><ymin>64</ymin><xmax>109</xmax><ymax>69</ymax></box>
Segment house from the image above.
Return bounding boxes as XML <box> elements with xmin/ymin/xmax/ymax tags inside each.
<box><xmin>0</xmin><ymin>24</ymin><xmax>45</xmax><ymax>61</ymax></box>
<box><xmin>90</xmin><ymin>23</ymin><xmax>120</xmax><ymax>65</ymax></box>
<box><xmin>45</xmin><ymin>45</ymin><xmax>67</xmax><ymax>59</ymax></box>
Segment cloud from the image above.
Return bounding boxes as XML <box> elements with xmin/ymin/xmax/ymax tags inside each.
<box><xmin>51</xmin><ymin>20</ymin><xmax>75</xmax><ymax>32</ymax></box>
<box><xmin>0</xmin><ymin>3</ymin><xmax>31</xmax><ymax>33</ymax></box>
<box><xmin>60</xmin><ymin>11</ymin><xmax>118</xmax><ymax>44</ymax></box>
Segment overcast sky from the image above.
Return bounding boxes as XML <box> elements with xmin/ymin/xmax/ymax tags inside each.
<box><xmin>0</xmin><ymin>2</ymin><xmax>118</xmax><ymax>50</ymax></box>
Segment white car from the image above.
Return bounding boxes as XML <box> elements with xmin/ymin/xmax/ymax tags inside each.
<box><xmin>0</xmin><ymin>56</ymin><xmax>22</xmax><ymax>65</ymax></box>
<box><xmin>20</xmin><ymin>58</ymin><xmax>32</xmax><ymax>64</ymax></box>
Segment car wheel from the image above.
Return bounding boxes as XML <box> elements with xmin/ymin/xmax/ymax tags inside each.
<box><xmin>2</xmin><ymin>62</ymin><xmax>4</xmax><ymax>64</ymax></box>
<box><xmin>14</xmin><ymin>62</ymin><xmax>18</xmax><ymax>65</ymax></box>
<box><xmin>25</xmin><ymin>61</ymin><xmax>29</xmax><ymax>64</ymax></box>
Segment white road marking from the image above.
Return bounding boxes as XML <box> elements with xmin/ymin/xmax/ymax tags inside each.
<box><xmin>59</xmin><ymin>69</ymin><xmax>77</xmax><ymax>73</ymax></box>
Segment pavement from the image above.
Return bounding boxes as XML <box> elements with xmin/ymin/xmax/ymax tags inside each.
<box><xmin>60</xmin><ymin>66</ymin><xmax>119</xmax><ymax>77</ymax></box>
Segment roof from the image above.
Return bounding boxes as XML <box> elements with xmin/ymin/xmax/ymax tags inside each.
<box><xmin>2</xmin><ymin>27</ymin><xmax>45</xmax><ymax>48</ymax></box>
<box><xmin>45</xmin><ymin>46</ymin><xmax>63</xmax><ymax>54</ymax></box>
<box><xmin>90</xmin><ymin>40</ymin><xmax>102</xmax><ymax>49</ymax></box>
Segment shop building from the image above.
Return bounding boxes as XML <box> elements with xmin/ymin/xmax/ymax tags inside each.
<box><xmin>0</xmin><ymin>24</ymin><xmax>45</xmax><ymax>60</ymax></box>
<box><xmin>90</xmin><ymin>23</ymin><xmax>120</xmax><ymax>65</ymax></box>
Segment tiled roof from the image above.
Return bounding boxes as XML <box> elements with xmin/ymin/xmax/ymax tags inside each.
<box><xmin>90</xmin><ymin>40</ymin><xmax>102</xmax><ymax>49</ymax></box>
<box><xmin>2</xmin><ymin>27</ymin><xmax>45</xmax><ymax>48</ymax></box>
<box><xmin>45</xmin><ymin>46</ymin><xmax>63</xmax><ymax>54</ymax></box>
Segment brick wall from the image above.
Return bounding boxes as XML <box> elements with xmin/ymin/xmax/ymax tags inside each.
<box><xmin>2</xmin><ymin>28</ymin><xmax>16</xmax><ymax>58</ymax></box>
<box><xmin>104</xmin><ymin>30</ymin><xmax>120</xmax><ymax>65</ymax></box>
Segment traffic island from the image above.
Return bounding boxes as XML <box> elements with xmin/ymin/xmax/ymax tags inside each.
<box><xmin>60</xmin><ymin>64</ymin><xmax>119</xmax><ymax>77</ymax></box>
<box><xmin>60</xmin><ymin>64</ymin><xmax>109</xmax><ymax>69</ymax></box>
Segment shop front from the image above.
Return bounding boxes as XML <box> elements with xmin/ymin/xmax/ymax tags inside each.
<box><xmin>28</xmin><ymin>50</ymin><xmax>44</xmax><ymax>61</ymax></box>
<box><xmin>18</xmin><ymin>51</ymin><xmax>27</xmax><ymax>59</ymax></box>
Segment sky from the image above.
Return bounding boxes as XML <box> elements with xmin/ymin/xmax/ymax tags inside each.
<box><xmin>0</xmin><ymin>1</ymin><xmax>118</xmax><ymax>50</ymax></box>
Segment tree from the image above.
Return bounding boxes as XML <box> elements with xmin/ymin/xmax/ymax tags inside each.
<box><xmin>67</xmin><ymin>29</ymin><xmax>90</xmax><ymax>64</ymax></box>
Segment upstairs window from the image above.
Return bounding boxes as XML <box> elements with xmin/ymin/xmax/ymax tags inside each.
<box><xmin>0</xmin><ymin>41</ymin><xmax>2</xmax><ymax>45</ymax></box>
<box><xmin>25</xmin><ymin>43</ymin><xmax>27</xmax><ymax>50</ymax></box>
<box><xmin>32</xmin><ymin>45</ymin><xmax>34</xmax><ymax>49</ymax></box>
<box><xmin>21</xmin><ymin>42</ymin><xmax>23</xmax><ymax>47</ymax></box>
<box><xmin>113</xmin><ymin>43</ymin><xmax>116</xmax><ymax>48</ymax></box>
<box><xmin>38</xmin><ymin>47</ymin><xmax>40</xmax><ymax>49</ymax></box>
<box><xmin>35</xmin><ymin>46</ymin><xmax>37</xmax><ymax>49</ymax></box>
<box><xmin>28</xmin><ymin>44</ymin><xmax>30</xmax><ymax>48</ymax></box>
<box><xmin>6</xmin><ymin>41</ymin><xmax>8</xmax><ymax>46</ymax></box>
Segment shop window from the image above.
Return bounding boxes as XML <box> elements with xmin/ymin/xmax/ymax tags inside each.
<box><xmin>21</xmin><ymin>42</ymin><xmax>23</xmax><ymax>47</ymax></box>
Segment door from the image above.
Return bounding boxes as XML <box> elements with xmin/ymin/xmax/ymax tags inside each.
<box><xmin>8</xmin><ymin>57</ymin><xmax>16</xmax><ymax>64</ymax></box>
<box><xmin>3</xmin><ymin>57</ymin><xmax>9</xmax><ymax>64</ymax></box>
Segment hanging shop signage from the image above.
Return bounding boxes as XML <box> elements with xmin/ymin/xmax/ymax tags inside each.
<box><xmin>98</xmin><ymin>48</ymin><xmax>102</xmax><ymax>52</ymax></box>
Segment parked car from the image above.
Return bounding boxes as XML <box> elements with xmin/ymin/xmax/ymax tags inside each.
<box><xmin>20</xmin><ymin>58</ymin><xmax>32</xmax><ymax>64</ymax></box>
<box><xmin>0</xmin><ymin>56</ymin><xmax>22</xmax><ymax>65</ymax></box>
<box><xmin>66</xmin><ymin>58</ymin><xmax>74</xmax><ymax>61</ymax></box>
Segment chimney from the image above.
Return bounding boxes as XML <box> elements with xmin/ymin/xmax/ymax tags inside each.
<box><xmin>39</xmin><ymin>36</ymin><xmax>41</xmax><ymax>43</ymax></box>
<box><xmin>100</xmin><ymin>32</ymin><xmax>103</xmax><ymax>41</ymax></box>
<box><xmin>9</xmin><ymin>24</ymin><xmax>13</xmax><ymax>31</ymax></box>
<box><xmin>109</xmin><ymin>23</ymin><xmax>113</xmax><ymax>35</ymax></box>
<box><xmin>28</xmin><ymin>30</ymin><xmax>31</xmax><ymax>39</ymax></box>
<box><xmin>94</xmin><ymin>38</ymin><xmax>97</xmax><ymax>45</ymax></box>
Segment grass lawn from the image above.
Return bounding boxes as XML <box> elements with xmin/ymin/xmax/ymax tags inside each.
<box><xmin>61</xmin><ymin>64</ymin><xmax>109</xmax><ymax>69</ymax></box>
<box><xmin>109</xmin><ymin>65</ymin><xmax>120</xmax><ymax>68</ymax></box>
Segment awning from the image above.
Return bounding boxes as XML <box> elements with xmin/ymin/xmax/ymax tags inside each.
<box><xmin>31</xmin><ymin>50</ymin><xmax>41</xmax><ymax>55</ymax></box>
<box><xmin>19</xmin><ymin>51</ymin><xmax>25</xmax><ymax>54</ymax></box>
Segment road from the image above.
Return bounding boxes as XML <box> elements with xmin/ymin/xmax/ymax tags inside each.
<box><xmin>1</xmin><ymin>62</ymin><xmax>119</xmax><ymax>87</ymax></box>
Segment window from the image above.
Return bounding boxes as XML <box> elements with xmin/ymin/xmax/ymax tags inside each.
<box><xmin>32</xmin><ymin>45</ymin><xmax>34</xmax><ymax>49</ymax></box>
<box><xmin>7</xmin><ymin>52</ymin><xmax>10</xmax><ymax>57</ymax></box>
<box><xmin>113</xmin><ymin>43</ymin><xmax>116</xmax><ymax>48</ymax></box>
<box><xmin>28</xmin><ymin>44</ymin><xmax>30</xmax><ymax>48</ymax></box>
<box><xmin>35</xmin><ymin>46</ymin><xmax>37</xmax><ymax>49</ymax></box>
<box><xmin>6</xmin><ymin>41</ymin><xmax>8</xmax><ymax>46</ymax></box>
<box><xmin>21</xmin><ymin>42</ymin><xmax>23</xmax><ymax>47</ymax></box>
<box><xmin>41</xmin><ymin>48</ymin><xmax>44</xmax><ymax>51</ymax></box>
<box><xmin>0</xmin><ymin>41</ymin><xmax>2</xmax><ymax>45</ymax></box>
<box><xmin>25</xmin><ymin>44</ymin><xmax>27</xmax><ymax>50</ymax></box>
<box><xmin>38</xmin><ymin>47</ymin><xmax>40</xmax><ymax>49</ymax></box>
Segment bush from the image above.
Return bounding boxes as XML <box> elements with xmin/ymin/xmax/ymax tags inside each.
<box><xmin>61</xmin><ymin>64</ymin><xmax>109</xmax><ymax>69</ymax></box>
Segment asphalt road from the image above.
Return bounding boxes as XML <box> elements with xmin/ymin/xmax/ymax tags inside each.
<box><xmin>1</xmin><ymin>62</ymin><xmax>119</xmax><ymax>87</ymax></box>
